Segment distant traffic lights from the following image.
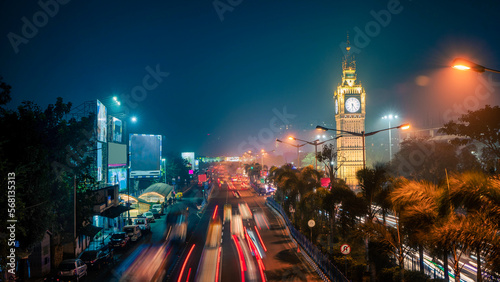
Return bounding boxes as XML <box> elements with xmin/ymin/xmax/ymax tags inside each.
<box><xmin>251</xmin><ymin>166</ymin><xmax>254</xmax><ymax>169</ymax></box>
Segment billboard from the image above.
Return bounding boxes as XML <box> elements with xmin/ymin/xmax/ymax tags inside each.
<box><xmin>130</xmin><ymin>134</ymin><xmax>162</xmax><ymax>178</ymax></box>
<box><xmin>97</xmin><ymin>142</ymin><xmax>103</xmax><ymax>181</ymax></box>
<box><xmin>111</xmin><ymin>117</ymin><xmax>123</xmax><ymax>143</ymax></box>
<box><xmin>108</xmin><ymin>142</ymin><xmax>127</xmax><ymax>167</ymax></box>
<box><xmin>181</xmin><ymin>152</ymin><xmax>195</xmax><ymax>169</ymax></box>
<box><xmin>108</xmin><ymin>168</ymin><xmax>127</xmax><ymax>191</ymax></box>
<box><xmin>96</xmin><ymin>100</ymin><xmax>107</xmax><ymax>142</ymax></box>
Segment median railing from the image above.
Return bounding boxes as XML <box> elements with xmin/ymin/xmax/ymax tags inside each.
<box><xmin>266</xmin><ymin>197</ymin><xmax>349</xmax><ymax>282</ymax></box>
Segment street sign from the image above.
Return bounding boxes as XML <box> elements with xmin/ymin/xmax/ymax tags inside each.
<box><xmin>308</xmin><ymin>219</ymin><xmax>315</xmax><ymax>228</ymax></box>
<box><xmin>340</xmin><ymin>244</ymin><xmax>351</xmax><ymax>255</ymax></box>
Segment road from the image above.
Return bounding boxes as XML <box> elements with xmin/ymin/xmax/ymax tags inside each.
<box><xmin>79</xmin><ymin>165</ymin><xmax>323</xmax><ymax>282</ymax></box>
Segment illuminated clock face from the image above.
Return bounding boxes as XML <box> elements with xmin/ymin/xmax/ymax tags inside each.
<box><xmin>345</xmin><ymin>97</ymin><xmax>361</xmax><ymax>113</ymax></box>
<box><xmin>335</xmin><ymin>99</ymin><xmax>338</xmax><ymax>114</ymax></box>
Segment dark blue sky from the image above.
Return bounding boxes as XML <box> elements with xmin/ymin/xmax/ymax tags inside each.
<box><xmin>2</xmin><ymin>0</ymin><xmax>500</xmax><ymax>157</ymax></box>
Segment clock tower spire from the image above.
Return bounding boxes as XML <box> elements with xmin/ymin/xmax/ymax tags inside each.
<box><xmin>333</xmin><ymin>33</ymin><xmax>366</xmax><ymax>188</ymax></box>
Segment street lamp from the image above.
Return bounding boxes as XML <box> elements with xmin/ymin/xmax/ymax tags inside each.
<box><xmin>452</xmin><ymin>58</ymin><xmax>500</xmax><ymax>74</ymax></box>
<box><xmin>316</xmin><ymin>123</ymin><xmax>410</xmax><ymax>169</ymax></box>
<box><xmin>288</xmin><ymin>136</ymin><xmax>341</xmax><ymax>170</ymax></box>
<box><xmin>381</xmin><ymin>115</ymin><xmax>398</xmax><ymax>161</ymax></box>
<box><xmin>260</xmin><ymin>149</ymin><xmax>275</xmax><ymax>173</ymax></box>
<box><xmin>276</xmin><ymin>139</ymin><xmax>307</xmax><ymax>168</ymax></box>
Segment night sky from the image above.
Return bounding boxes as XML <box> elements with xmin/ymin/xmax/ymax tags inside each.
<box><xmin>2</xmin><ymin>0</ymin><xmax>500</xmax><ymax>157</ymax></box>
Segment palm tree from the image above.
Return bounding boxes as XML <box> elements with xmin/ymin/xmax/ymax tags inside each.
<box><xmin>446</xmin><ymin>171</ymin><xmax>500</xmax><ymax>282</ymax></box>
<box><xmin>356</xmin><ymin>164</ymin><xmax>389</xmax><ymax>281</ymax></box>
<box><xmin>391</xmin><ymin>178</ymin><xmax>440</xmax><ymax>276</ymax></box>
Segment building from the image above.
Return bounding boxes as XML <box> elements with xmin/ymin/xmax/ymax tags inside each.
<box><xmin>334</xmin><ymin>37</ymin><xmax>366</xmax><ymax>187</ymax></box>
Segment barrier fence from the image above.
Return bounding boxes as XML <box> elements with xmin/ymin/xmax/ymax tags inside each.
<box><xmin>266</xmin><ymin>197</ymin><xmax>349</xmax><ymax>282</ymax></box>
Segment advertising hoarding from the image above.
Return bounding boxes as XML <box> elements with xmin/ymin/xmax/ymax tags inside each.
<box><xmin>111</xmin><ymin>117</ymin><xmax>123</xmax><ymax>143</ymax></box>
<box><xmin>130</xmin><ymin>134</ymin><xmax>162</xmax><ymax>178</ymax></box>
<box><xmin>181</xmin><ymin>152</ymin><xmax>195</xmax><ymax>169</ymax></box>
<box><xmin>108</xmin><ymin>168</ymin><xmax>127</xmax><ymax>191</ymax></box>
<box><xmin>97</xmin><ymin>142</ymin><xmax>103</xmax><ymax>181</ymax></box>
<box><xmin>96</xmin><ymin>99</ymin><xmax>107</xmax><ymax>142</ymax></box>
<box><xmin>108</xmin><ymin>142</ymin><xmax>127</xmax><ymax>167</ymax></box>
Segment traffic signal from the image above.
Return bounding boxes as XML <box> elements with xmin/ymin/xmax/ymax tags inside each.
<box><xmin>251</xmin><ymin>166</ymin><xmax>254</xmax><ymax>169</ymax></box>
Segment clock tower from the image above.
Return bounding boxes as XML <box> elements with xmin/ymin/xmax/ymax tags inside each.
<box><xmin>334</xmin><ymin>37</ymin><xmax>366</xmax><ymax>187</ymax></box>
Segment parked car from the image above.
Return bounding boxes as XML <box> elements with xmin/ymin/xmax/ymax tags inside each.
<box><xmin>109</xmin><ymin>232</ymin><xmax>129</xmax><ymax>248</ymax></box>
<box><xmin>56</xmin><ymin>259</ymin><xmax>87</xmax><ymax>281</ymax></box>
<box><xmin>149</xmin><ymin>208</ymin><xmax>161</xmax><ymax>219</ymax></box>
<box><xmin>123</xmin><ymin>225</ymin><xmax>142</xmax><ymax>242</ymax></box>
<box><xmin>142</xmin><ymin>211</ymin><xmax>155</xmax><ymax>222</ymax></box>
<box><xmin>152</xmin><ymin>204</ymin><xmax>163</xmax><ymax>214</ymax></box>
<box><xmin>78</xmin><ymin>245</ymin><xmax>113</xmax><ymax>270</ymax></box>
<box><xmin>134</xmin><ymin>217</ymin><xmax>151</xmax><ymax>233</ymax></box>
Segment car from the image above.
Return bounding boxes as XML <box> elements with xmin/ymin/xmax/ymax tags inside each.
<box><xmin>78</xmin><ymin>245</ymin><xmax>113</xmax><ymax>270</ymax></box>
<box><xmin>149</xmin><ymin>208</ymin><xmax>161</xmax><ymax>219</ymax></box>
<box><xmin>142</xmin><ymin>211</ymin><xmax>155</xmax><ymax>222</ymax></box>
<box><xmin>123</xmin><ymin>225</ymin><xmax>142</xmax><ymax>242</ymax></box>
<box><xmin>109</xmin><ymin>232</ymin><xmax>129</xmax><ymax>248</ymax></box>
<box><xmin>151</xmin><ymin>204</ymin><xmax>163</xmax><ymax>214</ymax></box>
<box><xmin>56</xmin><ymin>259</ymin><xmax>87</xmax><ymax>281</ymax></box>
<box><xmin>134</xmin><ymin>217</ymin><xmax>151</xmax><ymax>233</ymax></box>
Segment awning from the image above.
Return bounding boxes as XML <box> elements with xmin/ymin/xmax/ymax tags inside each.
<box><xmin>101</xmin><ymin>205</ymin><xmax>134</xmax><ymax>218</ymax></box>
<box><xmin>79</xmin><ymin>224</ymin><xmax>103</xmax><ymax>238</ymax></box>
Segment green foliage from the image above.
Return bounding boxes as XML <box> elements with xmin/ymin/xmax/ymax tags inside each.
<box><xmin>439</xmin><ymin>105</ymin><xmax>500</xmax><ymax>161</ymax></box>
<box><xmin>389</xmin><ymin>138</ymin><xmax>460</xmax><ymax>183</ymax></box>
<box><xmin>164</xmin><ymin>153</ymin><xmax>190</xmax><ymax>184</ymax></box>
<box><xmin>0</xmin><ymin>84</ymin><xmax>97</xmax><ymax>264</ymax></box>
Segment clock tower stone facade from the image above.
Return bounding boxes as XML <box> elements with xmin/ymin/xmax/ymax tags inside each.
<box><xmin>333</xmin><ymin>39</ymin><xmax>366</xmax><ymax>187</ymax></box>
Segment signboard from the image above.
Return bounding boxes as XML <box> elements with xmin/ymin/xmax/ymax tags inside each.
<box><xmin>340</xmin><ymin>244</ymin><xmax>351</xmax><ymax>255</ymax></box>
<box><xmin>129</xmin><ymin>134</ymin><xmax>162</xmax><ymax>178</ymax></box>
<box><xmin>108</xmin><ymin>142</ymin><xmax>127</xmax><ymax>167</ymax></box>
<box><xmin>96</xmin><ymin>99</ymin><xmax>107</xmax><ymax>142</ymax></box>
<box><xmin>111</xmin><ymin>117</ymin><xmax>123</xmax><ymax>143</ymax></box>
<box><xmin>182</xmin><ymin>152</ymin><xmax>195</xmax><ymax>169</ymax></box>
<box><xmin>108</xmin><ymin>168</ymin><xmax>127</xmax><ymax>191</ymax></box>
<box><xmin>189</xmin><ymin>170</ymin><xmax>194</xmax><ymax>175</ymax></box>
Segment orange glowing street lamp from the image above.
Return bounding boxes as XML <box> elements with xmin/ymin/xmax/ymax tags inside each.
<box><xmin>452</xmin><ymin>58</ymin><xmax>500</xmax><ymax>74</ymax></box>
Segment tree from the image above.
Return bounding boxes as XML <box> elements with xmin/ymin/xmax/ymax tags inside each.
<box><xmin>447</xmin><ymin>171</ymin><xmax>500</xmax><ymax>282</ymax></box>
<box><xmin>439</xmin><ymin>105</ymin><xmax>500</xmax><ymax>164</ymax></box>
<box><xmin>317</xmin><ymin>143</ymin><xmax>344</xmax><ymax>189</ymax></box>
<box><xmin>301</xmin><ymin>152</ymin><xmax>316</xmax><ymax>168</ymax></box>
<box><xmin>389</xmin><ymin>138</ymin><xmax>459</xmax><ymax>183</ymax></box>
<box><xmin>0</xmin><ymin>87</ymin><xmax>97</xmax><ymax>275</ymax></box>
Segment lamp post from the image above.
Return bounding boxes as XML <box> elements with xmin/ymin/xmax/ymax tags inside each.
<box><xmin>452</xmin><ymin>58</ymin><xmax>500</xmax><ymax>74</ymax></box>
<box><xmin>276</xmin><ymin>139</ymin><xmax>307</xmax><ymax>168</ymax></box>
<box><xmin>288</xmin><ymin>136</ymin><xmax>341</xmax><ymax>170</ymax></box>
<box><xmin>316</xmin><ymin>124</ymin><xmax>410</xmax><ymax>169</ymax></box>
<box><xmin>381</xmin><ymin>115</ymin><xmax>398</xmax><ymax>161</ymax></box>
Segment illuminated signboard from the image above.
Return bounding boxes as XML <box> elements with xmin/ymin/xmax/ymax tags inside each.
<box><xmin>97</xmin><ymin>142</ymin><xmax>103</xmax><ymax>181</ymax></box>
<box><xmin>181</xmin><ymin>152</ymin><xmax>195</xmax><ymax>168</ymax></box>
<box><xmin>111</xmin><ymin>117</ymin><xmax>122</xmax><ymax>143</ymax></box>
<box><xmin>108</xmin><ymin>168</ymin><xmax>127</xmax><ymax>191</ymax></box>
<box><xmin>108</xmin><ymin>142</ymin><xmax>127</xmax><ymax>167</ymax></box>
<box><xmin>130</xmin><ymin>134</ymin><xmax>162</xmax><ymax>178</ymax></box>
<box><xmin>96</xmin><ymin>100</ymin><xmax>107</xmax><ymax>142</ymax></box>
